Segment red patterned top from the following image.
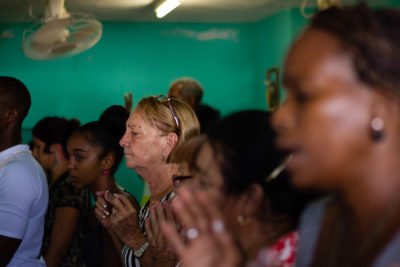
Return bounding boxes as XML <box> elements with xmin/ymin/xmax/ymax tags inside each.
<box><xmin>248</xmin><ymin>232</ymin><xmax>298</xmax><ymax>267</ymax></box>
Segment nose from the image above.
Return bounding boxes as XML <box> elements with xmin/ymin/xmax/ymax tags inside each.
<box><xmin>68</xmin><ymin>158</ymin><xmax>76</xmax><ymax>170</ymax></box>
<box><xmin>271</xmin><ymin>96</ymin><xmax>296</xmax><ymax>135</ymax></box>
<box><xmin>186</xmin><ymin>175</ymin><xmax>201</xmax><ymax>192</ymax></box>
<box><xmin>119</xmin><ymin>131</ymin><xmax>129</xmax><ymax>147</ymax></box>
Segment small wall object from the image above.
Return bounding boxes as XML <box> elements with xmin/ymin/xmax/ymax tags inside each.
<box><xmin>265</xmin><ymin>67</ymin><xmax>280</xmax><ymax>111</ymax></box>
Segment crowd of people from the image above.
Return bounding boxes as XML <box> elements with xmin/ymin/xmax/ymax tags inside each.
<box><xmin>1</xmin><ymin>3</ymin><xmax>400</xmax><ymax>267</ymax></box>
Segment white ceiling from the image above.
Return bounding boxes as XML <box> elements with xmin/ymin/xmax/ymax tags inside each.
<box><xmin>0</xmin><ymin>0</ymin><xmax>310</xmax><ymax>23</ymax></box>
<box><xmin>0</xmin><ymin>0</ymin><xmax>392</xmax><ymax>23</ymax></box>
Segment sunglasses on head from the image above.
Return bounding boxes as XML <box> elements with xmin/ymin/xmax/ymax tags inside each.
<box><xmin>155</xmin><ymin>95</ymin><xmax>180</xmax><ymax>130</ymax></box>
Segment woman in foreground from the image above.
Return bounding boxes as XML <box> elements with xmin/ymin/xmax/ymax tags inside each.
<box><xmin>273</xmin><ymin>4</ymin><xmax>400</xmax><ymax>267</ymax></box>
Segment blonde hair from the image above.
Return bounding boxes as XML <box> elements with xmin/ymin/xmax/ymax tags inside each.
<box><xmin>135</xmin><ymin>96</ymin><xmax>200</xmax><ymax>162</ymax></box>
<box><xmin>171</xmin><ymin>134</ymin><xmax>207</xmax><ymax>169</ymax></box>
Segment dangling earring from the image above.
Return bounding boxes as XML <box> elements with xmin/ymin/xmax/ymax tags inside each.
<box><xmin>102</xmin><ymin>169</ymin><xmax>110</xmax><ymax>176</ymax></box>
<box><xmin>237</xmin><ymin>215</ymin><xmax>251</xmax><ymax>226</ymax></box>
<box><xmin>370</xmin><ymin>117</ymin><xmax>385</xmax><ymax>141</ymax></box>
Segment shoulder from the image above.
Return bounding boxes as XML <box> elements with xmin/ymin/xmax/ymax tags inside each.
<box><xmin>53</xmin><ymin>175</ymin><xmax>89</xmax><ymax>210</ymax></box>
<box><xmin>373</xmin><ymin>228</ymin><xmax>400</xmax><ymax>267</ymax></box>
<box><xmin>54</xmin><ymin>174</ymin><xmax>80</xmax><ymax>195</ymax></box>
<box><xmin>196</xmin><ymin>104</ymin><xmax>220</xmax><ymax>117</ymax></box>
<box><xmin>300</xmin><ymin>197</ymin><xmax>330</xmax><ymax>225</ymax></box>
<box><xmin>0</xmin><ymin>153</ymin><xmax>47</xmax><ymax>194</ymax></box>
<box><xmin>295</xmin><ymin>197</ymin><xmax>331</xmax><ymax>267</ymax></box>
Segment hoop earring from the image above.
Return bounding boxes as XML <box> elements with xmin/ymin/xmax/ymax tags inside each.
<box><xmin>370</xmin><ymin>117</ymin><xmax>384</xmax><ymax>142</ymax></box>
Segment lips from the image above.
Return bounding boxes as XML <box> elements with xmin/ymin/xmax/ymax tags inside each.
<box><xmin>68</xmin><ymin>175</ymin><xmax>80</xmax><ymax>185</ymax></box>
<box><xmin>275</xmin><ymin>138</ymin><xmax>302</xmax><ymax>172</ymax></box>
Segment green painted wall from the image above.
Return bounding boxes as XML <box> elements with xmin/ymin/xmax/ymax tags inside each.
<box><xmin>255</xmin><ymin>9</ymin><xmax>293</xmax><ymax>107</ymax></box>
<box><xmin>2</xmin><ymin>2</ymin><xmax>398</xmax><ymax>200</ymax></box>
<box><xmin>0</xmin><ymin>22</ymin><xmax>261</xmax><ymax>126</ymax></box>
<box><xmin>0</xmin><ymin>21</ymin><xmax>261</xmax><ymax>200</ymax></box>
<box><xmin>0</xmin><ymin>9</ymin><xmax>314</xmax><ymax>200</ymax></box>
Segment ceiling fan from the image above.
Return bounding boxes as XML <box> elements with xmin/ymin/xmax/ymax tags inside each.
<box><xmin>22</xmin><ymin>0</ymin><xmax>102</xmax><ymax>60</ymax></box>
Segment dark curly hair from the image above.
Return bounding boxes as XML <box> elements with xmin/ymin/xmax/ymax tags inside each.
<box><xmin>76</xmin><ymin>106</ymin><xmax>129</xmax><ymax>176</ymax></box>
<box><xmin>310</xmin><ymin>3</ymin><xmax>400</xmax><ymax>98</ymax></box>
<box><xmin>32</xmin><ymin>117</ymin><xmax>80</xmax><ymax>158</ymax></box>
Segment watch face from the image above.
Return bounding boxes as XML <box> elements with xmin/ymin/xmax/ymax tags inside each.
<box><xmin>134</xmin><ymin>250</ymin><xmax>142</xmax><ymax>257</ymax></box>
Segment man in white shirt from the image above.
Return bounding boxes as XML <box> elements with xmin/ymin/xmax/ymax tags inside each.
<box><xmin>0</xmin><ymin>76</ymin><xmax>48</xmax><ymax>266</ymax></box>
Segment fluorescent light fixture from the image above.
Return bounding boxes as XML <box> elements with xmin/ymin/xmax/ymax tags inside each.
<box><xmin>155</xmin><ymin>0</ymin><xmax>181</xmax><ymax>18</ymax></box>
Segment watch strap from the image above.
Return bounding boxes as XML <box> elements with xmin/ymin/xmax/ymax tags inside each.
<box><xmin>133</xmin><ymin>241</ymin><xmax>150</xmax><ymax>258</ymax></box>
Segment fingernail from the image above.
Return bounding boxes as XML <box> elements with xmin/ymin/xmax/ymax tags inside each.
<box><xmin>103</xmin><ymin>203</ymin><xmax>108</xmax><ymax>209</ymax></box>
<box><xmin>104</xmin><ymin>211</ymin><xmax>110</xmax><ymax>216</ymax></box>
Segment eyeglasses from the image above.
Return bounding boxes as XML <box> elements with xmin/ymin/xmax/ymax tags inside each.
<box><xmin>156</xmin><ymin>95</ymin><xmax>180</xmax><ymax>130</ymax></box>
<box><xmin>265</xmin><ymin>154</ymin><xmax>293</xmax><ymax>182</ymax></box>
<box><xmin>172</xmin><ymin>175</ymin><xmax>193</xmax><ymax>186</ymax></box>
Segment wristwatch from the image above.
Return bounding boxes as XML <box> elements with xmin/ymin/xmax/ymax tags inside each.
<box><xmin>133</xmin><ymin>241</ymin><xmax>149</xmax><ymax>258</ymax></box>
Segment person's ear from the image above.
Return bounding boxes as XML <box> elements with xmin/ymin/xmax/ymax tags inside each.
<box><xmin>367</xmin><ymin>91</ymin><xmax>394</xmax><ymax>142</ymax></box>
<box><xmin>162</xmin><ymin>132</ymin><xmax>178</xmax><ymax>159</ymax></box>
<box><xmin>3</xmin><ymin>108</ymin><xmax>18</xmax><ymax>123</ymax></box>
<box><xmin>234</xmin><ymin>184</ymin><xmax>264</xmax><ymax>220</ymax></box>
<box><xmin>101</xmin><ymin>153</ymin><xmax>115</xmax><ymax>170</ymax></box>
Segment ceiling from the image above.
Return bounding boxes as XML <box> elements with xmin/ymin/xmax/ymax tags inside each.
<box><xmin>0</xmin><ymin>0</ymin><xmax>390</xmax><ymax>23</ymax></box>
<box><xmin>0</xmin><ymin>0</ymin><xmax>311</xmax><ymax>23</ymax></box>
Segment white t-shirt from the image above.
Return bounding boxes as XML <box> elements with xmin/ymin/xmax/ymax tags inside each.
<box><xmin>0</xmin><ymin>144</ymin><xmax>48</xmax><ymax>266</ymax></box>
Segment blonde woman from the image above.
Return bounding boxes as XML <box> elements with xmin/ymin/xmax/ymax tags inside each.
<box><xmin>95</xmin><ymin>96</ymin><xmax>200</xmax><ymax>267</ymax></box>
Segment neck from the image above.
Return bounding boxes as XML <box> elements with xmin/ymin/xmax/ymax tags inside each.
<box><xmin>136</xmin><ymin>163</ymin><xmax>174</xmax><ymax>197</ymax></box>
<box><xmin>0</xmin><ymin>126</ymin><xmax>21</xmax><ymax>152</ymax></box>
<box><xmin>238</xmin><ymin>221</ymin><xmax>274</xmax><ymax>260</ymax></box>
<box><xmin>90</xmin><ymin>176</ymin><xmax>118</xmax><ymax>197</ymax></box>
<box><xmin>338</xmin><ymin>150</ymin><xmax>400</xmax><ymax>233</ymax></box>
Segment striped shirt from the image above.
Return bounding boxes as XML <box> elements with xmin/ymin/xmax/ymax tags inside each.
<box><xmin>121</xmin><ymin>191</ymin><xmax>176</xmax><ymax>267</ymax></box>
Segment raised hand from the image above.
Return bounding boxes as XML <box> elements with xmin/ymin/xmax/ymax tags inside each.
<box><xmin>124</xmin><ymin>92</ymin><xmax>133</xmax><ymax>112</ymax></box>
<box><xmin>161</xmin><ymin>188</ymin><xmax>244</xmax><ymax>267</ymax></box>
<box><xmin>94</xmin><ymin>191</ymin><xmax>113</xmax><ymax>230</ymax></box>
<box><xmin>145</xmin><ymin>201</ymin><xmax>179</xmax><ymax>267</ymax></box>
<box><xmin>102</xmin><ymin>191</ymin><xmax>142</xmax><ymax>248</ymax></box>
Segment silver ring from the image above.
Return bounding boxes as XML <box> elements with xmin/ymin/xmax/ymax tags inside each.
<box><xmin>186</xmin><ymin>228</ymin><xmax>199</xmax><ymax>240</ymax></box>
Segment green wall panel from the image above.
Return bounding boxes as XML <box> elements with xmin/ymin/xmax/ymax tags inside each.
<box><xmin>3</xmin><ymin>2</ymin><xmax>398</xmax><ymax>200</ymax></box>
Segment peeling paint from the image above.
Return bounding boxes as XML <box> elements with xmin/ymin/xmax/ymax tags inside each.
<box><xmin>165</xmin><ymin>28</ymin><xmax>239</xmax><ymax>42</ymax></box>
